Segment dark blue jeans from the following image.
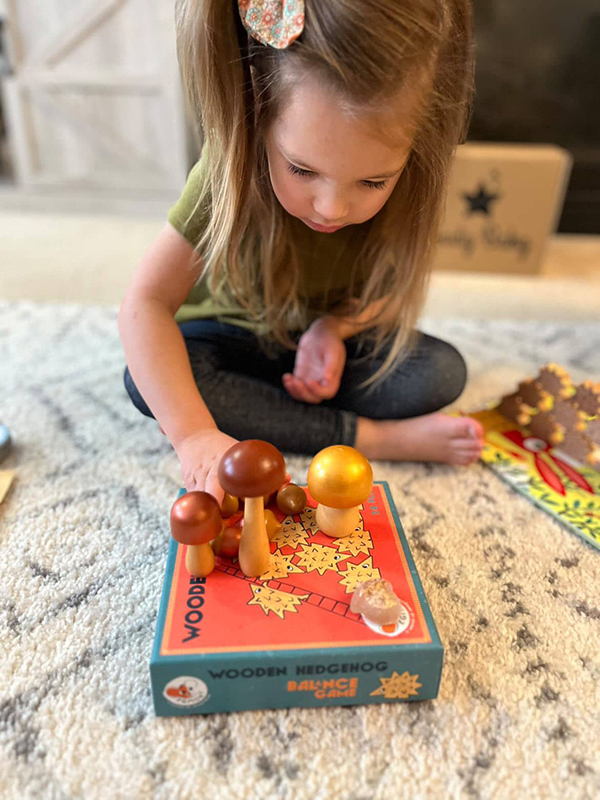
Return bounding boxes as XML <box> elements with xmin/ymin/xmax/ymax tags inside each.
<box><xmin>124</xmin><ymin>320</ymin><xmax>467</xmax><ymax>454</ymax></box>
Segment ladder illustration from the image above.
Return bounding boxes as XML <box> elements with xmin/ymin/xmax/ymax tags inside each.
<box><xmin>214</xmin><ymin>563</ymin><xmax>363</xmax><ymax>624</ymax></box>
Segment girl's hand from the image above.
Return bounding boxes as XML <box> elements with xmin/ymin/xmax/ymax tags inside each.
<box><xmin>283</xmin><ymin>317</ymin><xmax>347</xmax><ymax>404</ymax></box>
<box><xmin>174</xmin><ymin>428</ymin><xmax>238</xmax><ymax>505</ymax></box>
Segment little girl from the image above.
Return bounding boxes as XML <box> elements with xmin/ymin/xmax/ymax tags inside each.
<box><xmin>119</xmin><ymin>0</ymin><xmax>484</xmax><ymax>504</ymax></box>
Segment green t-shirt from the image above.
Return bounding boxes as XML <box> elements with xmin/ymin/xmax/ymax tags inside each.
<box><xmin>168</xmin><ymin>146</ymin><xmax>369</xmax><ymax>333</ymax></box>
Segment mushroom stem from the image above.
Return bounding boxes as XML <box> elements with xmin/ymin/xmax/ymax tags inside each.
<box><xmin>186</xmin><ymin>543</ymin><xmax>215</xmax><ymax>577</ymax></box>
<box><xmin>239</xmin><ymin>496</ymin><xmax>271</xmax><ymax>577</ymax></box>
<box><xmin>316</xmin><ymin>504</ymin><xmax>360</xmax><ymax>538</ymax></box>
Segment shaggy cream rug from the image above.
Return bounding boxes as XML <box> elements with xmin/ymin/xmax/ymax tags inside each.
<box><xmin>1</xmin><ymin>302</ymin><xmax>599</xmax><ymax>799</ymax></box>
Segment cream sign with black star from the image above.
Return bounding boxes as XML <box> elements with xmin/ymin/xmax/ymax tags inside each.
<box><xmin>462</xmin><ymin>183</ymin><xmax>501</xmax><ymax>216</ymax></box>
<box><xmin>434</xmin><ymin>143</ymin><xmax>572</xmax><ymax>275</ymax></box>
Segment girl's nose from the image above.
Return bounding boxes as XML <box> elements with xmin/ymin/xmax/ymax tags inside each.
<box><xmin>313</xmin><ymin>189</ymin><xmax>349</xmax><ymax>225</ymax></box>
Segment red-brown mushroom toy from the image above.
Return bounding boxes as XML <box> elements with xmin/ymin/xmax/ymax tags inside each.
<box><xmin>170</xmin><ymin>491</ymin><xmax>222</xmax><ymax>577</ymax></box>
<box><xmin>218</xmin><ymin>440</ymin><xmax>286</xmax><ymax>577</ymax></box>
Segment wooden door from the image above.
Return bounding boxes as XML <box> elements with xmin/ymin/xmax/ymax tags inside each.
<box><xmin>2</xmin><ymin>0</ymin><xmax>190</xmax><ymax>193</ymax></box>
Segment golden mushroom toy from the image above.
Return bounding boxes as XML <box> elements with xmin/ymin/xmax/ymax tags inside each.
<box><xmin>307</xmin><ymin>445</ymin><xmax>373</xmax><ymax>538</ymax></box>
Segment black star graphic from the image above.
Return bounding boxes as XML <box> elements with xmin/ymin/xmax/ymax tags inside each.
<box><xmin>462</xmin><ymin>184</ymin><xmax>501</xmax><ymax>216</ymax></box>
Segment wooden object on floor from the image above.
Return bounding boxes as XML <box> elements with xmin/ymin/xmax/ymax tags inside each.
<box><xmin>2</xmin><ymin>0</ymin><xmax>190</xmax><ymax>193</ymax></box>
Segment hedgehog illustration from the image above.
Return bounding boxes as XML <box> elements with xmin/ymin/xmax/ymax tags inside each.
<box><xmin>551</xmin><ymin>398</ymin><xmax>587</xmax><ymax>431</ymax></box>
<box><xmin>517</xmin><ymin>380</ymin><xmax>552</xmax><ymax>411</ymax></box>
<box><xmin>572</xmin><ymin>381</ymin><xmax>600</xmax><ymax>417</ymax></box>
<box><xmin>528</xmin><ymin>411</ymin><xmax>564</xmax><ymax>446</ymax></box>
<box><xmin>557</xmin><ymin>429</ymin><xmax>597</xmax><ymax>466</ymax></box>
<box><xmin>497</xmin><ymin>392</ymin><xmax>531</xmax><ymax>426</ymax></box>
<box><xmin>585</xmin><ymin>417</ymin><xmax>600</xmax><ymax>448</ymax></box>
<box><xmin>535</xmin><ymin>363</ymin><xmax>573</xmax><ymax>399</ymax></box>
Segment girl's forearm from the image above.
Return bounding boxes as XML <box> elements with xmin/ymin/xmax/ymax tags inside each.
<box><xmin>118</xmin><ymin>298</ymin><xmax>217</xmax><ymax>448</ymax></box>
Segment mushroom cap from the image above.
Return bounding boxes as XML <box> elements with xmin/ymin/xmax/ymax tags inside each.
<box><xmin>307</xmin><ymin>445</ymin><xmax>373</xmax><ymax>509</ymax></box>
<box><xmin>170</xmin><ymin>491</ymin><xmax>222</xmax><ymax>546</ymax></box>
<box><xmin>276</xmin><ymin>483</ymin><xmax>306</xmax><ymax>515</ymax></box>
<box><xmin>218</xmin><ymin>440</ymin><xmax>286</xmax><ymax>499</ymax></box>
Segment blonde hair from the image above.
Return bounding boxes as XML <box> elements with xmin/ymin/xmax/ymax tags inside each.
<box><xmin>175</xmin><ymin>0</ymin><xmax>474</xmax><ymax>386</ymax></box>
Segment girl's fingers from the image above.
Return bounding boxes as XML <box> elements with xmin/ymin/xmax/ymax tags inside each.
<box><xmin>294</xmin><ymin>381</ymin><xmax>322</xmax><ymax>404</ymax></box>
<box><xmin>297</xmin><ymin>378</ymin><xmax>323</xmax><ymax>403</ymax></box>
<box><xmin>307</xmin><ymin>379</ymin><xmax>336</xmax><ymax>400</ymax></box>
<box><xmin>317</xmin><ymin>365</ymin><xmax>332</xmax><ymax>383</ymax></box>
<box><xmin>306</xmin><ymin>378</ymin><xmax>330</xmax><ymax>397</ymax></box>
<box><xmin>283</xmin><ymin>374</ymin><xmax>322</xmax><ymax>404</ymax></box>
<box><xmin>282</xmin><ymin>374</ymin><xmax>302</xmax><ymax>401</ymax></box>
<box><xmin>205</xmin><ymin>472</ymin><xmax>225</xmax><ymax>506</ymax></box>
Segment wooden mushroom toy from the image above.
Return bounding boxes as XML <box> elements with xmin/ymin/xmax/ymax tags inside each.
<box><xmin>170</xmin><ymin>491</ymin><xmax>222</xmax><ymax>577</ymax></box>
<box><xmin>264</xmin><ymin>509</ymin><xmax>282</xmax><ymax>541</ymax></box>
<box><xmin>276</xmin><ymin>483</ymin><xmax>306</xmax><ymax>515</ymax></box>
<box><xmin>307</xmin><ymin>445</ymin><xmax>373</xmax><ymax>538</ymax></box>
<box><xmin>213</xmin><ymin>524</ymin><xmax>242</xmax><ymax>559</ymax></box>
<box><xmin>221</xmin><ymin>492</ymin><xmax>239</xmax><ymax>518</ymax></box>
<box><xmin>218</xmin><ymin>440</ymin><xmax>286</xmax><ymax>577</ymax></box>
<box><xmin>213</xmin><ymin>509</ymin><xmax>279</xmax><ymax>559</ymax></box>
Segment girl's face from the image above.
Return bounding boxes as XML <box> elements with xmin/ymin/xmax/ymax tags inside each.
<box><xmin>266</xmin><ymin>77</ymin><xmax>412</xmax><ymax>233</ymax></box>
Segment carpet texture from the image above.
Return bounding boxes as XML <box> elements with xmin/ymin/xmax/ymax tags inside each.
<box><xmin>1</xmin><ymin>302</ymin><xmax>600</xmax><ymax>800</ymax></box>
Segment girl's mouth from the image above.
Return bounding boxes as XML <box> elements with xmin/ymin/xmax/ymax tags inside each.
<box><xmin>305</xmin><ymin>220</ymin><xmax>344</xmax><ymax>233</ymax></box>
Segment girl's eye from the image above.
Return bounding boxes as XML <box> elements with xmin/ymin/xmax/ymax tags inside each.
<box><xmin>364</xmin><ymin>179</ymin><xmax>389</xmax><ymax>191</ymax></box>
<box><xmin>287</xmin><ymin>163</ymin><xmax>313</xmax><ymax>178</ymax></box>
<box><xmin>286</xmin><ymin>162</ymin><xmax>389</xmax><ymax>191</ymax></box>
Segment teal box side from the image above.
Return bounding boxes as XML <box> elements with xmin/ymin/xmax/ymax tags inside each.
<box><xmin>151</xmin><ymin>644</ymin><xmax>443</xmax><ymax>716</ymax></box>
<box><xmin>379</xmin><ymin>482</ymin><xmax>443</xmax><ymax>652</ymax></box>
<box><xmin>151</xmin><ymin>481</ymin><xmax>444</xmax><ymax>716</ymax></box>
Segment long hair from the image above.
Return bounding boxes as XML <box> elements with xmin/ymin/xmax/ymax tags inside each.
<box><xmin>175</xmin><ymin>0</ymin><xmax>474</xmax><ymax>385</ymax></box>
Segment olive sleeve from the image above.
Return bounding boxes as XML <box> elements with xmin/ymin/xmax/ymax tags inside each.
<box><xmin>167</xmin><ymin>146</ymin><xmax>211</xmax><ymax>248</ymax></box>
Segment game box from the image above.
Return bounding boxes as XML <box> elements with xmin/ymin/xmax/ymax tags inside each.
<box><xmin>150</xmin><ymin>481</ymin><xmax>443</xmax><ymax>716</ymax></box>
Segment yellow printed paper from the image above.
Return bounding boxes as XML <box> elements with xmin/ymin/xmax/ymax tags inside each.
<box><xmin>472</xmin><ymin>409</ymin><xmax>600</xmax><ymax>551</ymax></box>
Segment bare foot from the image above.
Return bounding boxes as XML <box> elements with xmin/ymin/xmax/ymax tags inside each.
<box><xmin>355</xmin><ymin>413</ymin><xmax>485</xmax><ymax>465</ymax></box>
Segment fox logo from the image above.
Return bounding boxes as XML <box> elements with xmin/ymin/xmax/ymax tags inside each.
<box><xmin>166</xmin><ymin>683</ymin><xmax>192</xmax><ymax>699</ymax></box>
<box><xmin>163</xmin><ymin>676</ymin><xmax>209</xmax><ymax>707</ymax></box>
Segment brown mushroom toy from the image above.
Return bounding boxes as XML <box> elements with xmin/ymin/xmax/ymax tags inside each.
<box><xmin>276</xmin><ymin>483</ymin><xmax>306</xmax><ymax>515</ymax></box>
<box><xmin>221</xmin><ymin>492</ymin><xmax>239</xmax><ymax>518</ymax></box>
<box><xmin>218</xmin><ymin>440</ymin><xmax>286</xmax><ymax>577</ymax></box>
<box><xmin>170</xmin><ymin>491</ymin><xmax>222</xmax><ymax>577</ymax></box>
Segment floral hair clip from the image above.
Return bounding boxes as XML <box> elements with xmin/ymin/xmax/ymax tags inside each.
<box><xmin>238</xmin><ymin>0</ymin><xmax>305</xmax><ymax>49</ymax></box>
